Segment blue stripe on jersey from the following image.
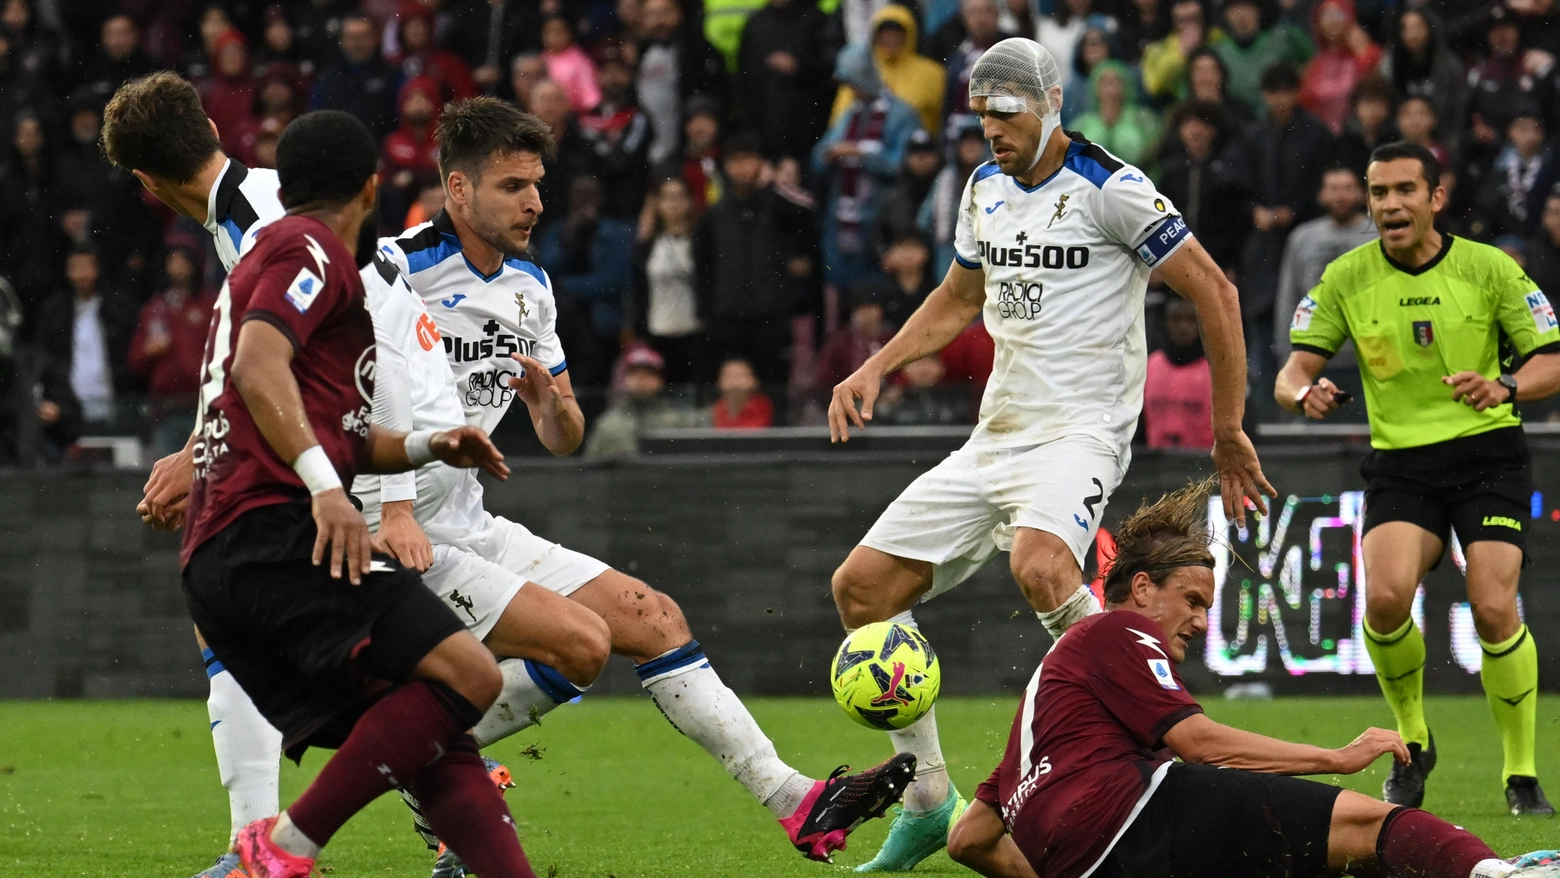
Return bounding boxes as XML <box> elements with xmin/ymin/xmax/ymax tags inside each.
<box><xmin>954</xmin><ymin>253</ymin><xmax>981</xmax><ymax>269</ymax></box>
<box><xmin>548</xmin><ymin>360</ymin><xmax>568</xmax><ymax>376</ymax></box>
<box><xmin>1135</xmin><ymin>215</ymin><xmax>1192</xmax><ymax>266</ymax></box>
<box><xmin>219</xmin><ymin>217</ymin><xmax>243</xmax><ymax>251</ymax></box>
<box><xmin>201</xmin><ymin>647</ymin><xmax>226</xmax><ymax>678</ymax></box>
<box><xmin>405</xmin><ymin>237</ymin><xmax>462</xmax><ymax>274</ymax></box>
<box><xmin>1063</xmin><ymin>142</ymin><xmax>1112</xmax><ymax>189</ymax></box>
<box><xmin>505</xmin><ymin>257</ymin><xmax>549</xmax><ymax>289</ymax></box>
<box><xmin>524</xmin><ymin>659</ymin><xmax>585</xmax><ymax>705</ymax></box>
<box><xmin>972</xmin><ymin>162</ymin><xmax>1002</xmax><ymax>183</ymax></box>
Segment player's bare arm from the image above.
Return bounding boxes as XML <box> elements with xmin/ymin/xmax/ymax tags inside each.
<box><xmin>1154</xmin><ymin>237</ymin><xmax>1276</xmax><ymax>525</ymax></box>
<box><xmin>1163</xmin><ymin>712</ymin><xmax>1410</xmax><ymax>775</ymax></box>
<box><xmin>1275</xmin><ymin>350</ymin><xmax>1347</xmax><ymax>419</ymax></box>
<box><xmin>508</xmin><ymin>352</ymin><xmax>584</xmax><ymax>454</ymax></box>
<box><xmin>946</xmin><ymin>800</ymin><xmax>1041</xmax><ymax>878</ymax></box>
<box><xmin>829</xmin><ymin>261</ymin><xmax>986</xmax><ymax>442</ymax></box>
<box><xmin>1445</xmin><ymin>351</ymin><xmax>1560</xmax><ymax>411</ymax></box>
<box><xmin>378</xmin><ymin>500</ymin><xmax>433</xmax><ymax>572</ymax></box>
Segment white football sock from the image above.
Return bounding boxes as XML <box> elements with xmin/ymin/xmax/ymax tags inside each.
<box><xmin>637</xmin><ymin>641</ymin><xmax>808</xmax><ymax>817</ymax></box>
<box><xmin>206</xmin><ymin>664</ymin><xmax>283</xmax><ymax>842</ymax></box>
<box><xmin>891</xmin><ymin>705</ymin><xmax>950</xmax><ymax>812</ymax></box>
<box><xmin>1037</xmin><ymin>584</ymin><xmax>1102</xmax><ymax>640</ymax></box>
<box><xmin>471</xmin><ymin>659</ymin><xmax>585</xmax><ymax>748</ymax></box>
<box><xmin>271</xmin><ymin>811</ymin><xmax>322</xmax><ymax>859</ymax></box>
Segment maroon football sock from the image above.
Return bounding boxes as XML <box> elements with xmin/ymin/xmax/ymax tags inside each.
<box><xmin>412</xmin><ymin>736</ymin><xmax>538</xmax><ymax>878</ymax></box>
<box><xmin>1375</xmin><ymin>807</ymin><xmax>1498</xmax><ymax>878</ymax></box>
<box><xmin>287</xmin><ymin>680</ymin><xmax>483</xmax><ymax>846</ymax></box>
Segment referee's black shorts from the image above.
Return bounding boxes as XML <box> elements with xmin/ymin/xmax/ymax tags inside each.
<box><xmin>1360</xmin><ymin>425</ymin><xmax>1531</xmax><ymax>562</ymax></box>
<box><xmin>1096</xmin><ymin>762</ymin><xmax>1342</xmax><ymax>878</ymax></box>
<box><xmin>183</xmin><ymin>499</ymin><xmax>466</xmax><ymax>760</ymax></box>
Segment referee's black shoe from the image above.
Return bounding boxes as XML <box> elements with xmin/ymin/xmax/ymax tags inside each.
<box><xmin>1384</xmin><ymin>733</ymin><xmax>1437</xmax><ymax>807</ymax></box>
<box><xmin>1506</xmin><ymin>776</ymin><xmax>1555</xmax><ymax>816</ymax></box>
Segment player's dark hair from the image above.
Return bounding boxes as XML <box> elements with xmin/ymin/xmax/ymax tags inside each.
<box><xmin>1258</xmin><ymin>62</ymin><xmax>1300</xmax><ymax>94</ymax></box>
<box><xmin>1102</xmin><ymin>478</ymin><xmax>1216</xmax><ymax>606</ymax></box>
<box><xmin>1368</xmin><ymin>141</ymin><xmax>1440</xmax><ymax>190</ymax></box>
<box><xmin>436</xmin><ymin>97</ymin><xmax>556</xmax><ymax>182</ymax></box>
<box><xmin>275</xmin><ymin>110</ymin><xmax>379</xmax><ymax>209</ymax></box>
<box><xmin>100</xmin><ymin>71</ymin><xmax>221</xmax><ymax>183</ymax></box>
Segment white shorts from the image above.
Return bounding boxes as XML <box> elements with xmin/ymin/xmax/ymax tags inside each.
<box><xmin>860</xmin><ymin>434</ymin><xmax>1126</xmax><ymax>601</ymax></box>
<box><xmin>420</xmin><ymin>514</ymin><xmax>611</xmax><ymax>641</ymax></box>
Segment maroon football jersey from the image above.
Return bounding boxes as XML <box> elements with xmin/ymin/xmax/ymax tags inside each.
<box><xmin>975</xmin><ymin>611</ymin><xmax>1203</xmax><ymax>878</ymax></box>
<box><xmin>181</xmin><ymin>216</ymin><xmax>376</xmax><ymax>567</ymax></box>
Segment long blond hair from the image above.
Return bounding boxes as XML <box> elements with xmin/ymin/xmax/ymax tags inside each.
<box><xmin>1101</xmin><ymin>478</ymin><xmax>1216</xmax><ymax>605</ymax></box>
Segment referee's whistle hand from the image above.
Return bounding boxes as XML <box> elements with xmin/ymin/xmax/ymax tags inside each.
<box><xmin>1301</xmin><ymin>379</ymin><xmax>1343</xmax><ymax>420</ymax></box>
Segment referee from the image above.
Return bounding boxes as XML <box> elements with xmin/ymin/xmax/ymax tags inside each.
<box><xmin>1275</xmin><ymin>142</ymin><xmax>1560</xmax><ymax>816</ymax></box>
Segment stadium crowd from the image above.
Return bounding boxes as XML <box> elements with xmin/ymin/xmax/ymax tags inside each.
<box><xmin>1</xmin><ymin>0</ymin><xmax>1559</xmax><ymax>462</ymax></box>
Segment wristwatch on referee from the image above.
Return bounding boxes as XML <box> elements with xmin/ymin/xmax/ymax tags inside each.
<box><xmin>1497</xmin><ymin>373</ymin><xmax>1518</xmax><ymax>404</ymax></box>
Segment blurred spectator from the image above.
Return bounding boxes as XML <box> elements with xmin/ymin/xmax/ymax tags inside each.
<box><xmin>1379</xmin><ymin>9</ymin><xmax>1462</xmax><ymax>154</ymax></box>
<box><xmin>1527</xmin><ymin>186</ymin><xmax>1560</xmax><ymax>302</ymax></box>
<box><xmin>853</xmin><ymin>232</ymin><xmax>936</xmax><ymax>328</ymax></box>
<box><xmin>1157</xmin><ymin>100</ymin><xmax>1250</xmax><ymax>271</ymax></box>
<box><xmin>1182</xmin><ymin>46</ymin><xmax>1252</xmax><ymax>132</ymax></box>
<box><xmin>0</xmin><ymin>111</ymin><xmax>62</xmax><ymax>327</ymax></box>
<box><xmin>128</xmin><ymin>244</ymin><xmax>213</xmax><ymax>456</ymax></box>
<box><xmin>875</xmin><ymin>353</ymin><xmax>968</xmax><ymax>424</ymax></box>
<box><xmin>1271</xmin><ymin>165</ymin><xmax>1373</xmax><ymax>366</ymax></box>
<box><xmin>710</xmin><ymin>356</ymin><xmax>774</xmax><ymax>427</ymax></box>
<box><xmin>1143</xmin><ymin>0</ymin><xmax>1224</xmax><ymax>102</ymax></box>
<box><xmin>292</xmin><ymin>0</ymin><xmax>358</xmax><ymax>70</ymax></box>
<box><xmin>837</xmin><ymin>0</ymin><xmax>899</xmax><ymax>48</ymax></box>
<box><xmin>921</xmin><ymin>121</ymin><xmax>988</xmax><ymax>275</ymax></box>
<box><xmin>184</xmin><ymin>7</ymin><xmax>236</xmax><ymax>81</ymax></box>
<box><xmin>542</xmin><ymin>14</ymin><xmax>601</xmax><ymax>114</ymax></box>
<box><xmin>831</xmin><ymin>6</ymin><xmax>946</xmax><ymax>137</ymax></box>
<box><xmin>1037</xmin><ymin>0</ymin><xmax>1108</xmax><ymax>86</ymax></box>
<box><xmin>946</xmin><ymin>0</ymin><xmax>1015</xmax><ymax>131</ymax></box>
<box><xmin>1395</xmin><ymin>94</ymin><xmax>1449</xmax><ymax>170</ymax></box>
<box><xmin>1061</xmin><ymin>21</ymin><xmax>1117</xmax><ymax>127</ymax></box>
<box><xmin>584</xmin><ymin>344</ymin><xmax>706</xmax><ymax>455</ymax></box>
<box><xmin>196</xmin><ymin>29</ymin><xmax>257</xmax><ymax>157</ymax></box>
<box><xmin>1463</xmin><ymin>7</ymin><xmax>1538</xmax><ymax>168</ymax></box>
<box><xmin>73</xmin><ymin>14</ymin><xmax>155</xmax><ymax>101</ymax></box>
<box><xmin>510</xmin><ymin>52</ymin><xmax>545</xmax><ymax>110</ymax></box>
<box><xmin>735</xmin><ymin>0</ymin><xmax>835</xmax><ymax>162</ymax></box>
<box><xmin>1141</xmin><ymin>296</ymin><xmax>1213</xmax><ymax>449</ymax></box>
<box><xmin>676</xmin><ymin>96</ymin><xmax>724</xmax><ymax>212</ymax></box>
<box><xmin>2</xmin><ymin>0</ymin><xmax>61</xmax><ymax>85</ymax></box>
<box><xmin>1477</xmin><ymin>108</ymin><xmax>1557</xmax><ymax>239</ymax></box>
<box><xmin>254</xmin><ymin>5</ymin><xmax>315</xmax><ymax>83</ymax></box>
<box><xmin>705</xmin><ymin>0</ymin><xmax>768</xmax><ymax>71</ymax></box>
<box><xmin>380</xmin><ymin>77</ymin><xmax>443</xmax><ymax>225</ymax></box>
<box><xmin>939</xmin><ymin>318</ymin><xmax>994</xmax><ymax>406</ymax></box>
<box><xmin>236</xmin><ymin>69</ymin><xmax>304</xmax><ymax>166</ymax></box>
<box><xmin>813</xmin><ymin>287</ymin><xmax>894</xmax><ymax>389</ymax></box>
<box><xmin>696</xmin><ymin>133</ymin><xmax>817</xmax><ymax>386</ymax></box>
<box><xmin>394</xmin><ymin>3</ymin><xmax>477</xmax><ymax>102</ymax></box>
<box><xmin>1212</xmin><ymin>0</ymin><xmax>1312</xmax><ymax>117</ymax></box>
<box><xmin>36</xmin><ymin>248</ymin><xmax>136</xmax><ymax>433</ymax></box>
<box><xmin>530</xmin><ymin>78</ymin><xmax>594</xmax><ymax>235</ymax></box>
<box><xmin>878</xmin><ymin>129</ymin><xmax>941</xmax><ymax>254</ymax></box>
<box><xmin>538</xmin><ymin>175</ymin><xmax>636</xmax><ymax>386</ymax></box>
<box><xmin>636</xmin><ymin>0</ymin><xmax>727</xmax><ymax>167</ymax></box>
<box><xmin>1299</xmin><ymin>0</ymin><xmax>1382</xmax><ymax>134</ymax></box>
<box><xmin>632</xmin><ymin>176</ymin><xmax>706</xmax><ymax>386</ymax></box>
<box><xmin>1117</xmin><ymin>0</ymin><xmax>1170</xmax><ymax>64</ymax></box>
<box><xmin>578</xmin><ymin>47</ymin><xmax>652</xmax><ymax>219</ymax></box>
<box><xmin>814</xmin><ymin>44</ymin><xmax>922</xmax><ymax>290</ymax></box>
<box><xmin>0</xmin><ymin>29</ymin><xmax>51</xmax><ymax>135</ymax></box>
<box><xmin>1240</xmin><ymin>62</ymin><xmax>1332</xmax><ymax>385</ymax></box>
<box><xmin>1073</xmin><ymin>59</ymin><xmax>1160</xmax><ymax>168</ymax></box>
<box><xmin>444</xmin><ymin>0</ymin><xmax>541</xmax><ymax>94</ymax></box>
<box><xmin>310</xmin><ymin>14</ymin><xmax>401</xmax><ymax>141</ymax></box>
<box><xmin>1329</xmin><ymin>76</ymin><xmax>1397</xmax><ymax>176</ymax></box>
<box><xmin>1494</xmin><ymin>233</ymin><xmax>1528</xmax><ymax>267</ymax></box>
<box><xmin>56</xmin><ymin>89</ymin><xmax>157</xmax><ymax>288</ymax></box>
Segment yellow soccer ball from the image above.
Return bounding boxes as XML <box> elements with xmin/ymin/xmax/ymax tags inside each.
<box><xmin>831</xmin><ymin>622</ymin><xmax>941</xmax><ymax>730</ymax></box>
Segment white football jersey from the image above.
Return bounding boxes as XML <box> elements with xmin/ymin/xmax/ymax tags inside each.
<box><xmin>349</xmin><ymin>250</ymin><xmax>474</xmax><ymax>531</ymax></box>
<box><xmin>953</xmin><ymin>137</ymin><xmax>1193</xmax><ymax>453</ymax></box>
<box><xmin>204</xmin><ymin>159</ymin><xmax>284</xmax><ymax>271</ymax></box>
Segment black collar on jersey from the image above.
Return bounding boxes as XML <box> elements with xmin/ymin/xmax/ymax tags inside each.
<box><xmin>1380</xmin><ymin>231</ymin><xmax>1454</xmax><ymax>276</ymax></box>
<box><xmin>431</xmin><ymin>208</ymin><xmax>458</xmax><ymax>239</ymax></box>
<box><xmin>211</xmin><ymin>158</ymin><xmax>259</xmax><ymax>228</ymax></box>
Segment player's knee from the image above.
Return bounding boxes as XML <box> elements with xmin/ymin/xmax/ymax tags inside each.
<box><xmin>945</xmin><ymin>817</ymin><xmax>980</xmax><ymax>866</ymax></box>
<box><xmin>562</xmin><ymin>613</ymin><xmax>612</xmax><ymax>685</ymax></box>
<box><xmin>831</xmin><ymin>562</ymin><xmax>876</xmax><ymax>628</ymax></box>
<box><xmin>1467</xmin><ymin>595</ymin><xmax>1519</xmax><ymax>641</ymax></box>
<box><xmin>462</xmin><ymin>654</ymin><xmax>504</xmax><ymax>711</ymax></box>
<box><xmin>1363</xmin><ymin>592</ymin><xmax>1413</xmax><ymax>634</ymax></box>
<box><xmin>1009</xmin><ymin>551</ymin><xmax>1072</xmax><ymax>612</ymax></box>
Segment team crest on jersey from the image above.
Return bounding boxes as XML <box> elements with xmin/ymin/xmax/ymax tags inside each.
<box><xmin>1048</xmin><ymin>193</ymin><xmax>1069</xmax><ymax>228</ymax></box>
<box><xmin>516</xmin><ymin>292</ymin><xmax>529</xmax><ymax>322</ymax></box>
<box><xmin>1413</xmin><ymin>320</ymin><xmax>1434</xmax><ymax>347</ymax></box>
<box><xmin>1147</xmin><ymin>659</ymin><xmax>1178</xmax><ymax>689</ymax></box>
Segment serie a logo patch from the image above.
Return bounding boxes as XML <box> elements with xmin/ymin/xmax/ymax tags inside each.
<box><xmin>1147</xmin><ymin>659</ymin><xmax>1178</xmax><ymax>689</ymax></box>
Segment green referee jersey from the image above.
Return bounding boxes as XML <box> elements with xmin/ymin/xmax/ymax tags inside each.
<box><xmin>1289</xmin><ymin>234</ymin><xmax>1560</xmax><ymax>450</ymax></box>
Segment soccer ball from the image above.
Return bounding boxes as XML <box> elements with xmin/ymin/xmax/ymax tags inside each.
<box><xmin>831</xmin><ymin>622</ymin><xmax>941</xmax><ymax>730</ymax></box>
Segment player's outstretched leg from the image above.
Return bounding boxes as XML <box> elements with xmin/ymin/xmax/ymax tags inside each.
<box><xmin>197</xmin><ymin>635</ymin><xmax>282</xmax><ymax>878</ymax></box>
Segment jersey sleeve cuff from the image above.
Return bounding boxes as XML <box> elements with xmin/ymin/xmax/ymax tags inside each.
<box><xmin>381</xmin><ymin>472</ymin><xmax>417</xmax><ymax>504</ymax></box>
<box><xmin>548</xmin><ymin>360</ymin><xmax>568</xmax><ymax>376</ymax></box>
<box><xmin>1521</xmin><ymin>341</ymin><xmax>1560</xmax><ymax>357</ymax></box>
<box><xmin>241</xmin><ymin>310</ymin><xmax>302</xmax><ymax>352</ymax></box>
<box><xmin>1133</xmin><ymin>215</ymin><xmax>1192</xmax><ymax>267</ymax></box>
<box><xmin>1291</xmin><ymin>343</ymin><xmax>1337</xmax><ymax>358</ymax></box>
<box><xmin>1149</xmin><ymin>705</ymin><xmax>1204</xmax><ymax>749</ymax></box>
<box><xmin>954</xmin><ymin>253</ymin><xmax>981</xmax><ymax>270</ymax></box>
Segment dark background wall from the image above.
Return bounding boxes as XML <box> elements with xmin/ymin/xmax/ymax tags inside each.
<box><xmin>3</xmin><ymin>441</ymin><xmax>1560</xmax><ymax>699</ymax></box>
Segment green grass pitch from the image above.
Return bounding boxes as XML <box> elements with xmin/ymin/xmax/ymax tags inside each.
<box><xmin>1</xmin><ymin>695</ymin><xmax>1554</xmax><ymax>876</ymax></box>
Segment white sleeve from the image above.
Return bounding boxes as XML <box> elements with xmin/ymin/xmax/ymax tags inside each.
<box><xmin>534</xmin><ymin>270</ymin><xmax>568</xmax><ymax>376</ymax></box>
<box><xmin>363</xmin><ymin>255</ymin><xmax>418</xmax><ymax>504</ymax></box>
<box><xmin>953</xmin><ymin>168</ymin><xmax>986</xmax><ymax>270</ymax></box>
<box><xmin>1095</xmin><ymin>170</ymin><xmax>1194</xmax><ymax>268</ymax></box>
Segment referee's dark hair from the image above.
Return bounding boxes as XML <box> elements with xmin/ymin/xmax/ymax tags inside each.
<box><xmin>1368</xmin><ymin>141</ymin><xmax>1441</xmax><ymax>190</ymax></box>
<box><xmin>1101</xmin><ymin>478</ymin><xmax>1217</xmax><ymax>606</ymax></box>
<box><xmin>436</xmin><ymin>97</ymin><xmax>556</xmax><ymax>183</ymax></box>
<box><xmin>101</xmin><ymin>71</ymin><xmax>220</xmax><ymax>183</ymax></box>
<box><xmin>275</xmin><ymin>111</ymin><xmax>379</xmax><ymax>210</ymax></box>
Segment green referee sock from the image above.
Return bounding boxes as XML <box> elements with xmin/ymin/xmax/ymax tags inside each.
<box><xmin>1480</xmin><ymin>624</ymin><xmax>1539</xmax><ymax>780</ymax></box>
<box><xmin>1364</xmin><ymin>617</ymin><xmax>1430</xmax><ymax>749</ymax></box>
